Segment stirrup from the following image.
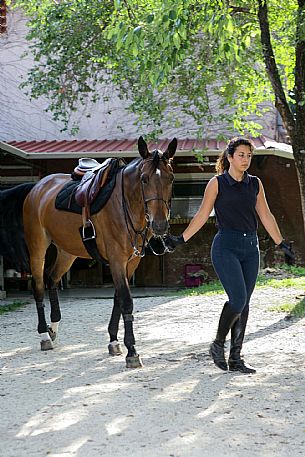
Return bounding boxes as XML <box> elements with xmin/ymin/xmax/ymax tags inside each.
<box><xmin>82</xmin><ymin>219</ymin><xmax>96</xmax><ymax>241</ymax></box>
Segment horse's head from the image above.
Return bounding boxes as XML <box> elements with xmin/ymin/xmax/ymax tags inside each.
<box><xmin>137</xmin><ymin>136</ymin><xmax>177</xmax><ymax>236</ymax></box>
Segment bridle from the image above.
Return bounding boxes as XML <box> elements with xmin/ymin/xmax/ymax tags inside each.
<box><xmin>121</xmin><ymin>156</ymin><xmax>172</xmax><ymax>258</ymax></box>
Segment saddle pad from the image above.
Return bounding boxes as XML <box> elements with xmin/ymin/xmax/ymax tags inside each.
<box><xmin>55</xmin><ymin>165</ymin><xmax>120</xmax><ymax>215</ymax></box>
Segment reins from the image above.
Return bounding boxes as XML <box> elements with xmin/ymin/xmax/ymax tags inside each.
<box><xmin>121</xmin><ymin>166</ymin><xmax>149</xmax><ymax>257</ymax></box>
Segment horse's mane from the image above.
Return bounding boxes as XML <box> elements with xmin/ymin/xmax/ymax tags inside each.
<box><xmin>124</xmin><ymin>150</ymin><xmax>171</xmax><ymax>179</ymax></box>
<box><xmin>151</xmin><ymin>150</ymin><xmax>161</xmax><ymax>168</ymax></box>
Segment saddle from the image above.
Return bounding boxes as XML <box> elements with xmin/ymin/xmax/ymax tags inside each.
<box><xmin>73</xmin><ymin>158</ymin><xmax>120</xmax><ymax>239</ymax></box>
<box><xmin>74</xmin><ymin>158</ymin><xmax>114</xmax><ymax>208</ymax></box>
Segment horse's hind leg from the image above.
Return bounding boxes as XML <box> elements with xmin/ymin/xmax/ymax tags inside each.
<box><xmin>45</xmin><ymin>248</ymin><xmax>76</xmax><ymax>342</ymax></box>
<box><xmin>30</xmin><ymin>254</ymin><xmax>53</xmax><ymax>351</ymax></box>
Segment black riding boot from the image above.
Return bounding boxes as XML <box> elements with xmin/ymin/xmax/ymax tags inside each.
<box><xmin>229</xmin><ymin>306</ymin><xmax>256</xmax><ymax>374</ymax></box>
<box><xmin>209</xmin><ymin>302</ymin><xmax>240</xmax><ymax>371</ymax></box>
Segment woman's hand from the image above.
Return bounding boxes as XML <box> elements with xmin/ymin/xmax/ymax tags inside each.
<box><xmin>278</xmin><ymin>241</ymin><xmax>295</xmax><ymax>265</ymax></box>
<box><xmin>163</xmin><ymin>234</ymin><xmax>185</xmax><ymax>252</ymax></box>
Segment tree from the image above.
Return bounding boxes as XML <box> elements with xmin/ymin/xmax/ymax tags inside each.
<box><xmin>13</xmin><ymin>0</ymin><xmax>305</xmax><ymax>240</ymax></box>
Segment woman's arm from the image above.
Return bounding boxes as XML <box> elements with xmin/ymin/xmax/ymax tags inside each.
<box><xmin>183</xmin><ymin>176</ymin><xmax>218</xmax><ymax>241</ymax></box>
<box><xmin>255</xmin><ymin>178</ymin><xmax>283</xmax><ymax>245</ymax></box>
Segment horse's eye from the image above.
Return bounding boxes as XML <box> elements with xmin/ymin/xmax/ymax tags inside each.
<box><xmin>141</xmin><ymin>174</ymin><xmax>149</xmax><ymax>184</ymax></box>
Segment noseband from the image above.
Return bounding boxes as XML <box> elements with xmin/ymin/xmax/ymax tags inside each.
<box><xmin>121</xmin><ymin>157</ymin><xmax>172</xmax><ymax>258</ymax></box>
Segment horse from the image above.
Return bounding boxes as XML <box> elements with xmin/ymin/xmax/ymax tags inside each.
<box><xmin>0</xmin><ymin>136</ymin><xmax>177</xmax><ymax>368</ymax></box>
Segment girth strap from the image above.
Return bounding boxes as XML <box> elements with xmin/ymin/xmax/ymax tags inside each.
<box><xmin>78</xmin><ymin>226</ymin><xmax>108</xmax><ymax>266</ymax></box>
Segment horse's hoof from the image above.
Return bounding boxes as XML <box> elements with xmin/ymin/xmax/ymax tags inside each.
<box><xmin>108</xmin><ymin>342</ymin><xmax>123</xmax><ymax>356</ymax></box>
<box><xmin>47</xmin><ymin>327</ymin><xmax>57</xmax><ymax>342</ymax></box>
<box><xmin>126</xmin><ymin>354</ymin><xmax>143</xmax><ymax>369</ymax></box>
<box><xmin>40</xmin><ymin>340</ymin><xmax>54</xmax><ymax>351</ymax></box>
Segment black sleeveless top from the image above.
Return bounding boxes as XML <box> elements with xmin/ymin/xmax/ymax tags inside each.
<box><xmin>214</xmin><ymin>171</ymin><xmax>259</xmax><ymax>232</ymax></box>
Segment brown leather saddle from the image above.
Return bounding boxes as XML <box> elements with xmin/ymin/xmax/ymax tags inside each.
<box><xmin>73</xmin><ymin>157</ymin><xmax>120</xmax><ymax>240</ymax></box>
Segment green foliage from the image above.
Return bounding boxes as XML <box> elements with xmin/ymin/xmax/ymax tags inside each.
<box><xmin>179</xmin><ymin>279</ymin><xmax>224</xmax><ymax>296</ymax></box>
<box><xmin>257</xmin><ymin>276</ymin><xmax>305</xmax><ymax>288</ymax></box>
<box><xmin>0</xmin><ymin>301</ymin><xmax>29</xmax><ymax>315</ymax></box>
<box><xmin>14</xmin><ymin>0</ymin><xmax>300</xmax><ymax>136</ymax></box>
<box><xmin>269</xmin><ymin>298</ymin><xmax>305</xmax><ymax>317</ymax></box>
<box><xmin>181</xmin><ymin>264</ymin><xmax>305</xmax><ymax>295</ymax></box>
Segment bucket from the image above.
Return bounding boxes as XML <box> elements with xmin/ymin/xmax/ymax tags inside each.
<box><xmin>5</xmin><ymin>269</ymin><xmax>15</xmax><ymax>278</ymax></box>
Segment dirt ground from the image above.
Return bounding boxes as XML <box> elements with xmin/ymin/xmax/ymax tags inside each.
<box><xmin>1</xmin><ymin>285</ymin><xmax>305</xmax><ymax>457</ymax></box>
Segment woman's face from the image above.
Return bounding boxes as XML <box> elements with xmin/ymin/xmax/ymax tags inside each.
<box><xmin>229</xmin><ymin>144</ymin><xmax>253</xmax><ymax>172</ymax></box>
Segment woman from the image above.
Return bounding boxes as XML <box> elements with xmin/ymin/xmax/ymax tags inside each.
<box><xmin>165</xmin><ymin>137</ymin><xmax>294</xmax><ymax>373</ymax></box>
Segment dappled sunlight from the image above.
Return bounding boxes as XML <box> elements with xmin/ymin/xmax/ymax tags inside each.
<box><xmin>154</xmin><ymin>378</ymin><xmax>200</xmax><ymax>402</ymax></box>
<box><xmin>0</xmin><ymin>346</ymin><xmax>32</xmax><ymax>358</ymax></box>
<box><xmin>17</xmin><ymin>406</ymin><xmax>88</xmax><ymax>437</ymax></box>
<box><xmin>2</xmin><ymin>289</ymin><xmax>305</xmax><ymax>456</ymax></box>
<box><xmin>137</xmin><ymin>295</ymin><xmax>217</xmax><ymax>346</ymax></box>
<box><xmin>196</xmin><ymin>388</ymin><xmax>225</xmax><ymax>419</ymax></box>
<box><xmin>41</xmin><ymin>375</ymin><xmax>64</xmax><ymax>384</ymax></box>
<box><xmin>48</xmin><ymin>436</ymin><xmax>90</xmax><ymax>457</ymax></box>
<box><xmin>57</xmin><ymin>343</ymin><xmax>89</xmax><ymax>352</ymax></box>
<box><xmin>106</xmin><ymin>416</ymin><xmax>133</xmax><ymax>436</ymax></box>
<box><xmin>64</xmin><ymin>380</ymin><xmax>132</xmax><ymax>397</ymax></box>
<box><xmin>165</xmin><ymin>429</ymin><xmax>201</xmax><ymax>448</ymax></box>
<box><xmin>2</xmin><ymin>360</ymin><xmax>53</xmax><ymax>374</ymax></box>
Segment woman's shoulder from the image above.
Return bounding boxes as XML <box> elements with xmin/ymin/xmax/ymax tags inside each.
<box><xmin>247</xmin><ymin>173</ymin><xmax>260</xmax><ymax>183</ymax></box>
<box><xmin>247</xmin><ymin>174</ymin><xmax>260</xmax><ymax>193</ymax></box>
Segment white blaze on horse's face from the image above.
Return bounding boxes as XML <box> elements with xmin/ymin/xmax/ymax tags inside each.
<box><xmin>142</xmin><ymin>158</ymin><xmax>172</xmax><ymax>236</ymax></box>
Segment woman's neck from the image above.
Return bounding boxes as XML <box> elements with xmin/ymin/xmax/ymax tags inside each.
<box><xmin>228</xmin><ymin>168</ymin><xmax>244</xmax><ymax>182</ymax></box>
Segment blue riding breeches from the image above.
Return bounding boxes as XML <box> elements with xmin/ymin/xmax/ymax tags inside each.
<box><xmin>211</xmin><ymin>229</ymin><xmax>260</xmax><ymax>313</ymax></box>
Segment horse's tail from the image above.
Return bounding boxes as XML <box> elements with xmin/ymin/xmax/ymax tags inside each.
<box><xmin>0</xmin><ymin>183</ymin><xmax>36</xmax><ymax>272</ymax></box>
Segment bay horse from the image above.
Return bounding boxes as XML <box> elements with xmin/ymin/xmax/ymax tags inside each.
<box><xmin>0</xmin><ymin>136</ymin><xmax>177</xmax><ymax>368</ymax></box>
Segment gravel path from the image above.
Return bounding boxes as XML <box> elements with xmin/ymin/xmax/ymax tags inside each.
<box><xmin>0</xmin><ymin>285</ymin><xmax>305</xmax><ymax>457</ymax></box>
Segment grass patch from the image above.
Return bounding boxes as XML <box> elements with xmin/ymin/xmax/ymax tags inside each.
<box><xmin>178</xmin><ymin>280</ymin><xmax>224</xmax><ymax>296</ymax></box>
<box><xmin>269</xmin><ymin>297</ymin><xmax>305</xmax><ymax>318</ymax></box>
<box><xmin>0</xmin><ymin>301</ymin><xmax>29</xmax><ymax>315</ymax></box>
<box><xmin>256</xmin><ymin>276</ymin><xmax>305</xmax><ymax>288</ymax></box>
<box><xmin>179</xmin><ymin>264</ymin><xmax>305</xmax><ymax>296</ymax></box>
<box><xmin>273</xmin><ymin>264</ymin><xmax>305</xmax><ymax>276</ymax></box>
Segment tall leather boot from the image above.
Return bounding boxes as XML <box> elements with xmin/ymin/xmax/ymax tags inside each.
<box><xmin>229</xmin><ymin>306</ymin><xmax>256</xmax><ymax>374</ymax></box>
<box><xmin>209</xmin><ymin>302</ymin><xmax>240</xmax><ymax>371</ymax></box>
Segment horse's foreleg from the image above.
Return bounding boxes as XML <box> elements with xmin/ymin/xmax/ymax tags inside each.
<box><xmin>111</xmin><ymin>259</ymin><xmax>142</xmax><ymax>368</ymax></box>
<box><xmin>108</xmin><ymin>284</ymin><xmax>137</xmax><ymax>362</ymax></box>
<box><xmin>108</xmin><ymin>291</ymin><xmax>123</xmax><ymax>356</ymax></box>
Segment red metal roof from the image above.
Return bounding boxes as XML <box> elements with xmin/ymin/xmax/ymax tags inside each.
<box><xmin>7</xmin><ymin>136</ymin><xmax>272</xmax><ymax>154</ymax></box>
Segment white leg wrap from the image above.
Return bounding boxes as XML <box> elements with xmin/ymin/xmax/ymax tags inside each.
<box><xmin>40</xmin><ymin>332</ymin><xmax>51</xmax><ymax>341</ymax></box>
<box><xmin>109</xmin><ymin>340</ymin><xmax>119</xmax><ymax>347</ymax></box>
<box><xmin>51</xmin><ymin>322</ymin><xmax>59</xmax><ymax>333</ymax></box>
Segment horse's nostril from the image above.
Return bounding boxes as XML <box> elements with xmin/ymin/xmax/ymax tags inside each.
<box><xmin>152</xmin><ymin>220</ymin><xmax>169</xmax><ymax>235</ymax></box>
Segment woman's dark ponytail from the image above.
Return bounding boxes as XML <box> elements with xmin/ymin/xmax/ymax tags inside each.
<box><xmin>215</xmin><ymin>151</ymin><xmax>230</xmax><ymax>175</ymax></box>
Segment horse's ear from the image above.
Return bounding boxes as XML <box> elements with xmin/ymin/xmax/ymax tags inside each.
<box><xmin>138</xmin><ymin>136</ymin><xmax>150</xmax><ymax>159</ymax></box>
<box><xmin>163</xmin><ymin>138</ymin><xmax>177</xmax><ymax>160</ymax></box>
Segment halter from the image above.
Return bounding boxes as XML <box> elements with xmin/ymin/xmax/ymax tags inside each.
<box><xmin>121</xmin><ymin>156</ymin><xmax>172</xmax><ymax>258</ymax></box>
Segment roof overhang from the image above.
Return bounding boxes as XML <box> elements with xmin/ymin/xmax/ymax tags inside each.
<box><xmin>0</xmin><ymin>138</ymin><xmax>294</xmax><ymax>160</ymax></box>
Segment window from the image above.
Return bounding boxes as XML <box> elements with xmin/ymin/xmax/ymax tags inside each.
<box><xmin>0</xmin><ymin>1</ymin><xmax>7</xmax><ymax>35</ymax></box>
<box><xmin>173</xmin><ymin>180</ymin><xmax>207</xmax><ymax>198</ymax></box>
<box><xmin>171</xmin><ymin>180</ymin><xmax>209</xmax><ymax>219</ymax></box>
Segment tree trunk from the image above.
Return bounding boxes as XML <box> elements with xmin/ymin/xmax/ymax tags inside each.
<box><xmin>258</xmin><ymin>0</ymin><xmax>305</xmax><ymax>257</ymax></box>
<box><xmin>291</xmin><ymin>142</ymin><xmax>305</xmax><ymax>245</ymax></box>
